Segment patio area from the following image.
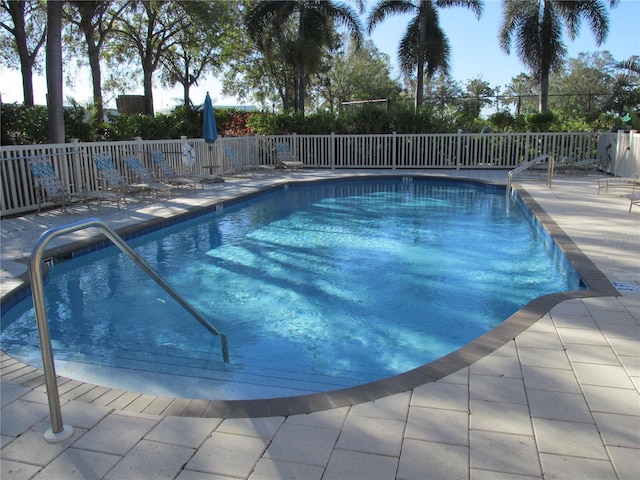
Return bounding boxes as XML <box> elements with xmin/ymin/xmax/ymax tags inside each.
<box><xmin>1</xmin><ymin>169</ymin><xmax>638</xmax><ymax>479</ymax></box>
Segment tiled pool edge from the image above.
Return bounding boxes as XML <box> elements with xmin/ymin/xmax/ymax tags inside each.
<box><xmin>0</xmin><ymin>177</ymin><xmax>620</xmax><ymax>419</ymax></box>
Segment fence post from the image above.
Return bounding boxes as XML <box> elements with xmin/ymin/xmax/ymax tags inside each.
<box><xmin>331</xmin><ymin>132</ymin><xmax>336</xmax><ymax>170</ymax></box>
<box><xmin>134</xmin><ymin>136</ymin><xmax>144</xmax><ymax>159</ymax></box>
<box><xmin>291</xmin><ymin>133</ymin><xmax>297</xmax><ymax>162</ymax></box>
<box><xmin>69</xmin><ymin>138</ymin><xmax>83</xmax><ymax>193</ymax></box>
<box><xmin>630</xmin><ymin>130</ymin><xmax>639</xmax><ymax>177</ymax></box>
<box><xmin>392</xmin><ymin>132</ymin><xmax>397</xmax><ymax>170</ymax></box>
<box><xmin>456</xmin><ymin>131</ymin><xmax>462</xmax><ymax>170</ymax></box>
<box><xmin>614</xmin><ymin>129</ymin><xmax>626</xmax><ymax>176</ymax></box>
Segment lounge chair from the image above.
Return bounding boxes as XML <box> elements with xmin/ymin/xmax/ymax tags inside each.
<box><xmin>571</xmin><ymin>158</ymin><xmax>598</xmax><ymax>175</ymax></box>
<box><xmin>93</xmin><ymin>153</ymin><xmax>146</xmax><ymax>203</ymax></box>
<box><xmin>223</xmin><ymin>147</ymin><xmax>274</xmax><ymax>177</ymax></box>
<box><xmin>28</xmin><ymin>155</ymin><xmax>117</xmax><ymax>214</ymax></box>
<box><xmin>274</xmin><ymin>142</ymin><xmax>304</xmax><ymax>171</ymax></box>
<box><xmin>626</xmin><ymin>193</ymin><xmax>640</xmax><ymax>212</ymax></box>
<box><xmin>555</xmin><ymin>157</ymin><xmax>597</xmax><ymax>175</ymax></box>
<box><xmin>149</xmin><ymin>150</ymin><xmax>200</xmax><ymax>190</ymax></box>
<box><xmin>597</xmin><ymin>174</ymin><xmax>640</xmax><ymax>194</ymax></box>
<box><xmin>223</xmin><ymin>147</ymin><xmax>252</xmax><ymax>176</ymax></box>
<box><xmin>123</xmin><ymin>156</ymin><xmax>172</xmax><ymax>199</ymax></box>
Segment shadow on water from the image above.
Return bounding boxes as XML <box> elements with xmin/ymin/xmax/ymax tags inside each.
<box><xmin>0</xmin><ymin>178</ymin><xmax>580</xmax><ymax>399</ymax></box>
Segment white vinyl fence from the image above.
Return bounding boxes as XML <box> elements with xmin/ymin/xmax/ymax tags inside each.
<box><xmin>2</xmin><ymin>130</ymin><xmax>638</xmax><ymax>217</ymax></box>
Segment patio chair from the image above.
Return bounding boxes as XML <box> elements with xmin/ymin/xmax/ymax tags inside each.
<box><xmin>28</xmin><ymin>155</ymin><xmax>117</xmax><ymax>214</ymax></box>
<box><xmin>626</xmin><ymin>193</ymin><xmax>640</xmax><ymax>212</ymax></box>
<box><xmin>123</xmin><ymin>155</ymin><xmax>172</xmax><ymax>199</ymax></box>
<box><xmin>93</xmin><ymin>153</ymin><xmax>146</xmax><ymax>203</ymax></box>
<box><xmin>597</xmin><ymin>174</ymin><xmax>640</xmax><ymax>194</ymax></box>
<box><xmin>223</xmin><ymin>147</ymin><xmax>275</xmax><ymax>177</ymax></box>
<box><xmin>223</xmin><ymin>147</ymin><xmax>253</xmax><ymax>176</ymax></box>
<box><xmin>274</xmin><ymin>142</ymin><xmax>304</xmax><ymax>171</ymax></box>
<box><xmin>149</xmin><ymin>150</ymin><xmax>200</xmax><ymax>190</ymax></box>
<box><xmin>555</xmin><ymin>157</ymin><xmax>597</xmax><ymax>176</ymax></box>
<box><xmin>571</xmin><ymin>158</ymin><xmax>598</xmax><ymax>175</ymax></box>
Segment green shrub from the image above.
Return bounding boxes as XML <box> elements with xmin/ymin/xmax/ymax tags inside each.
<box><xmin>1</xmin><ymin>100</ymin><xmax>623</xmax><ymax>146</ymax></box>
<box><xmin>1</xmin><ymin>103</ymin><xmax>48</xmax><ymax>144</ymax></box>
<box><xmin>64</xmin><ymin>102</ymin><xmax>95</xmax><ymax>141</ymax></box>
<box><xmin>247</xmin><ymin>111</ymin><xmax>307</xmax><ymax>135</ymax></box>
<box><xmin>488</xmin><ymin>111</ymin><xmax>515</xmax><ymax>132</ymax></box>
<box><xmin>525</xmin><ymin>111</ymin><xmax>555</xmax><ymax>132</ymax></box>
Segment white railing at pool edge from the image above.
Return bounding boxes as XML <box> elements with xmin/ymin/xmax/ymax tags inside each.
<box><xmin>30</xmin><ymin>218</ymin><xmax>229</xmax><ymax>442</ymax></box>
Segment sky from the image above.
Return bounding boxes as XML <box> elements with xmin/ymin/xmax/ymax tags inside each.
<box><xmin>0</xmin><ymin>0</ymin><xmax>638</xmax><ymax>111</ymax></box>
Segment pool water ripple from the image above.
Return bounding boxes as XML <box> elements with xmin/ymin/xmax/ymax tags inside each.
<box><xmin>0</xmin><ymin>179</ymin><xmax>581</xmax><ymax>400</ymax></box>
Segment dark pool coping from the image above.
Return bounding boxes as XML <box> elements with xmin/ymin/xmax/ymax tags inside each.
<box><xmin>0</xmin><ymin>175</ymin><xmax>620</xmax><ymax>418</ymax></box>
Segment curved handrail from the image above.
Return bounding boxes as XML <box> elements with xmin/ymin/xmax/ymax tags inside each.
<box><xmin>507</xmin><ymin>154</ymin><xmax>554</xmax><ymax>197</ymax></box>
<box><xmin>29</xmin><ymin>218</ymin><xmax>229</xmax><ymax>441</ymax></box>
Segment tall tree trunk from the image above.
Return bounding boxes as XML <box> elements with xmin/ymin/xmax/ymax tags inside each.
<box><xmin>143</xmin><ymin>62</ymin><xmax>154</xmax><ymax>116</ymax></box>
<box><xmin>20</xmin><ymin>57</ymin><xmax>35</xmax><ymax>107</ymax></box>
<box><xmin>183</xmin><ymin>63</ymin><xmax>190</xmax><ymax>106</ymax></box>
<box><xmin>415</xmin><ymin>56</ymin><xmax>424</xmax><ymax>111</ymax></box>
<box><xmin>297</xmin><ymin>67</ymin><xmax>305</xmax><ymax>114</ymax></box>
<box><xmin>539</xmin><ymin>73</ymin><xmax>549</xmax><ymax>112</ymax></box>
<box><xmin>46</xmin><ymin>0</ymin><xmax>64</xmax><ymax>143</ymax></box>
<box><xmin>11</xmin><ymin>1</ymin><xmax>36</xmax><ymax>107</ymax></box>
<box><xmin>184</xmin><ymin>83</ymin><xmax>190</xmax><ymax>107</ymax></box>
<box><xmin>86</xmin><ymin>34</ymin><xmax>104</xmax><ymax>123</ymax></box>
<box><xmin>415</xmin><ymin>8</ymin><xmax>427</xmax><ymax>111</ymax></box>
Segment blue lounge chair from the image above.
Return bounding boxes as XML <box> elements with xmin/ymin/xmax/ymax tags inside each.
<box><xmin>149</xmin><ymin>150</ymin><xmax>199</xmax><ymax>190</ymax></box>
<box><xmin>123</xmin><ymin>156</ymin><xmax>173</xmax><ymax>199</ymax></box>
<box><xmin>28</xmin><ymin>155</ymin><xmax>117</xmax><ymax>213</ymax></box>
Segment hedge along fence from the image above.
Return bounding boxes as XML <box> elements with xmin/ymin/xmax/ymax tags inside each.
<box><xmin>1</xmin><ymin>130</ymin><xmax>638</xmax><ymax>217</ymax></box>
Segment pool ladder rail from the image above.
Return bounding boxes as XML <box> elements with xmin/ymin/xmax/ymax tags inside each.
<box><xmin>29</xmin><ymin>218</ymin><xmax>229</xmax><ymax>442</ymax></box>
<box><xmin>507</xmin><ymin>153</ymin><xmax>554</xmax><ymax>196</ymax></box>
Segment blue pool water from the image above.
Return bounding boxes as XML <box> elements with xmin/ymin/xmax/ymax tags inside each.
<box><xmin>1</xmin><ymin>179</ymin><xmax>581</xmax><ymax>400</ymax></box>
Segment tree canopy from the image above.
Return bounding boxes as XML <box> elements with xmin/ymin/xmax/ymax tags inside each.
<box><xmin>367</xmin><ymin>0</ymin><xmax>483</xmax><ymax>111</ymax></box>
<box><xmin>1</xmin><ymin>0</ymin><xmax>637</xmax><ymax>141</ymax></box>
<box><xmin>499</xmin><ymin>0</ymin><xmax>619</xmax><ymax>112</ymax></box>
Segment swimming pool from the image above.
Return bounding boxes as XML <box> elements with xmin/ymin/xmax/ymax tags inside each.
<box><xmin>1</xmin><ymin>178</ymin><xmax>582</xmax><ymax>400</ymax></box>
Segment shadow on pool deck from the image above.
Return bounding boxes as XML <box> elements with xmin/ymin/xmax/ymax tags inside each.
<box><xmin>0</xmin><ymin>171</ymin><xmax>625</xmax><ymax>418</ymax></box>
<box><xmin>1</xmin><ymin>170</ymin><xmax>638</xmax><ymax>480</ymax></box>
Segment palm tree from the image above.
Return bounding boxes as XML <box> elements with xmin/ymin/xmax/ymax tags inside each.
<box><xmin>367</xmin><ymin>0</ymin><xmax>483</xmax><ymax>112</ymax></box>
<box><xmin>465</xmin><ymin>77</ymin><xmax>494</xmax><ymax>117</ymax></box>
<box><xmin>617</xmin><ymin>57</ymin><xmax>640</xmax><ymax>75</ymax></box>
<box><xmin>499</xmin><ymin>0</ymin><xmax>619</xmax><ymax>112</ymax></box>
<box><xmin>503</xmin><ymin>73</ymin><xmax>538</xmax><ymax>115</ymax></box>
<box><xmin>245</xmin><ymin>0</ymin><xmax>363</xmax><ymax>115</ymax></box>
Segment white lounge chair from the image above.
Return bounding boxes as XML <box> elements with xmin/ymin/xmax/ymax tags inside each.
<box><xmin>274</xmin><ymin>142</ymin><xmax>304</xmax><ymax>171</ymax></box>
<box><xmin>625</xmin><ymin>193</ymin><xmax>640</xmax><ymax>212</ymax></box>
<box><xmin>597</xmin><ymin>174</ymin><xmax>639</xmax><ymax>194</ymax></box>
<box><xmin>223</xmin><ymin>147</ymin><xmax>252</xmax><ymax>176</ymax></box>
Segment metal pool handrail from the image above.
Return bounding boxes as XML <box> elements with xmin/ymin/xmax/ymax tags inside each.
<box><xmin>29</xmin><ymin>218</ymin><xmax>229</xmax><ymax>442</ymax></box>
<box><xmin>507</xmin><ymin>153</ymin><xmax>554</xmax><ymax>196</ymax></box>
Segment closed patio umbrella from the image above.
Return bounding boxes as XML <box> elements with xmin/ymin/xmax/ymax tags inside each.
<box><xmin>201</xmin><ymin>91</ymin><xmax>221</xmax><ymax>177</ymax></box>
<box><xmin>203</xmin><ymin>92</ymin><xmax>218</xmax><ymax>144</ymax></box>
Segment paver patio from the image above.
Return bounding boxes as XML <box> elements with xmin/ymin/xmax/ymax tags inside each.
<box><xmin>1</xmin><ymin>169</ymin><xmax>638</xmax><ymax>479</ymax></box>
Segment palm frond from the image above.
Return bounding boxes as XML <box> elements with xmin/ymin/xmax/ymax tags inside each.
<box><xmin>367</xmin><ymin>0</ymin><xmax>416</xmax><ymax>34</ymax></box>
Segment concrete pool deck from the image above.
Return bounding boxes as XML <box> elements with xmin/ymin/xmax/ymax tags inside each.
<box><xmin>1</xmin><ymin>170</ymin><xmax>638</xmax><ymax>479</ymax></box>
